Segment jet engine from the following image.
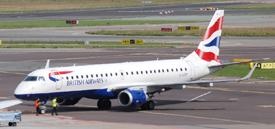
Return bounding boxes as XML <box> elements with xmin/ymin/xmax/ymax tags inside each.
<box><xmin>56</xmin><ymin>98</ymin><xmax>81</xmax><ymax>105</ymax></box>
<box><xmin>118</xmin><ymin>89</ymin><xmax>148</xmax><ymax>107</ymax></box>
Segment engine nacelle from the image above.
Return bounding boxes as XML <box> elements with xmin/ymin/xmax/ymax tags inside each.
<box><xmin>118</xmin><ymin>89</ymin><xmax>148</xmax><ymax>107</ymax></box>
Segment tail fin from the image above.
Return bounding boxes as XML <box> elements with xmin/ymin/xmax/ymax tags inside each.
<box><xmin>186</xmin><ymin>10</ymin><xmax>224</xmax><ymax>62</ymax></box>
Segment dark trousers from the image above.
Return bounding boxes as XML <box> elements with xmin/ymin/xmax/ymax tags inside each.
<box><xmin>36</xmin><ymin>106</ymin><xmax>40</xmax><ymax>114</ymax></box>
<box><xmin>52</xmin><ymin>107</ymin><xmax>58</xmax><ymax>115</ymax></box>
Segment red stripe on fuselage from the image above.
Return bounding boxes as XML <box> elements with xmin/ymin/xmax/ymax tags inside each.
<box><xmin>201</xmin><ymin>16</ymin><xmax>224</xmax><ymax>41</ymax></box>
<box><xmin>50</xmin><ymin>71</ymin><xmax>73</xmax><ymax>76</ymax></box>
<box><xmin>195</xmin><ymin>49</ymin><xmax>219</xmax><ymax>62</ymax></box>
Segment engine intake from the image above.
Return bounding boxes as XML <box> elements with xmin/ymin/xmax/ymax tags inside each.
<box><xmin>118</xmin><ymin>89</ymin><xmax>148</xmax><ymax>107</ymax></box>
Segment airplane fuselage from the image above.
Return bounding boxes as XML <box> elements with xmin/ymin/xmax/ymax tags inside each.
<box><xmin>14</xmin><ymin>58</ymin><xmax>214</xmax><ymax>101</ymax></box>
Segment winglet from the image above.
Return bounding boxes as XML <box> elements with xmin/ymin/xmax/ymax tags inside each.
<box><xmin>240</xmin><ymin>63</ymin><xmax>258</xmax><ymax>81</ymax></box>
<box><xmin>45</xmin><ymin>59</ymin><xmax>50</xmax><ymax>69</ymax></box>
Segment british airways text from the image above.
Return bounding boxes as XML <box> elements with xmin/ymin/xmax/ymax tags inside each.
<box><xmin>67</xmin><ymin>78</ymin><xmax>104</xmax><ymax>86</ymax></box>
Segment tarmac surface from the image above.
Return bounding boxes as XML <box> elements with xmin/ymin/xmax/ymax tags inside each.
<box><xmin>0</xmin><ymin>2</ymin><xmax>272</xmax><ymax>22</ymax></box>
<box><xmin>0</xmin><ymin>1</ymin><xmax>275</xmax><ymax>128</ymax></box>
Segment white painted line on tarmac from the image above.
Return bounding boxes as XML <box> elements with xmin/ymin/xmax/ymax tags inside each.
<box><xmin>141</xmin><ymin>111</ymin><xmax>264</xmax><ymax>125</ymax></box>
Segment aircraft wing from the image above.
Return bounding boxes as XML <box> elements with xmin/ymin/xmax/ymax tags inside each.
<box><xmin>0</xmin><ymin>100</ymin><xmax>22</xmax><ymax>109</ymax></box>
<box><xmin>110</xmin><ymin>63</ymin><xmax>258</xmax><ymax>92</ymax></box>
<box><xmin>208</xmin><ymin>58</ymin><xmax>269</xmax><ymax>68</ymax></box>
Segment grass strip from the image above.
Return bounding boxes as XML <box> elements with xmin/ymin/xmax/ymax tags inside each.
<box><xmin>0</xmin><ymin>20</ymin><xmax>203</xmax><ymax>29</ymax></box>
<box><xmin>87</xmin><ymin>27</ymin><xmax>275</xmax><ymax>37</ymax></box>
<box><xmin>0</xmin><ymin>41</ymin><xmax>195</xmax><ymax>48</ymax></box>
<box><xmin>212</xmin><ymin>64</ymin><xmax>275</xmax><ymax>80</ymax></box>
<box><xmin>225</xmin><ymin>3</ymin><xmax>275</xmax><ymax>10</ymax></box>
<box><xmin>0</xmin><ymin>0</ymin><xmax>227</xmax><ymax>12</ymax></box>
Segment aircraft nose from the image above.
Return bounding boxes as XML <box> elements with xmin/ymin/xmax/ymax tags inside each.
<box><xmin>14</xmin><ymin>83</ymin><xmax>29</xmax><ymax>100</ymax></box>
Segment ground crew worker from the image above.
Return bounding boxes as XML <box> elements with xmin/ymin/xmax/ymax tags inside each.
<box><xmin>51</xmin><ymin>97</ymin><xmax>59</xmax><ymax>116</ymax></box>
<box><xmin>34</xmin><ymin>98</ymin><xmax>41</xmax><ymax>116</ymax></box>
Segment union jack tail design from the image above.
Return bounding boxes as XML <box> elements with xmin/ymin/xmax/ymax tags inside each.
<box><xmin>188</xmin><ymin>10</ymin><xmax>224</xmax><ymax>62</ymax></box>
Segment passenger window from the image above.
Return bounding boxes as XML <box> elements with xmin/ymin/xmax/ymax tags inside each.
<box><xmin>162</xmin><ymin>69</ymin><xmax>164</xmax><ymax>72</ymax></box>
<box><xmin>150</xmin><ymin>70</ymin><xmax>152</xmax><ymax>73</ymax></box>
<box><xmin>126</xmin><ymin>72</ymin><xmax>128</xmax><ymax>75</ymax></box>
<box><xmin>71</xmin><ymin>76</ymin><xmax>74</xmax><ymax>79</ymax></box>
<box><xmin>38</xmin><ymin>76</ymin><xmax>45</xmax><ymax>81</ymax></box>
<box><xmin>146</xmin><ymin>71</ymin><xmax>148</xmax><ymax>74</ymax></box>
<box><xmin>101</xmin><ymin>74</ymin><xmax>103</xmax><ymax>77</ymax></box>
<box><xmin>76</xmin><ymin>75</ymin><xmax>79</xmax><ymax>79</ymax></box>
<box><xmin>106</xmin><ymin>73</ymin><xmax>108</xmax><ymax>77</ymax></box>
<box><xmin>86</xmin><ymin>75</ymin><xmax>88</xmax><ymax>78</ymax></box>
<box><xmin>110</xmin><ymin>73</ymin><xmax>112</xmax><ymax>76</ymax></box>
<box><xmin>66</xmin><ymin>76</ymin><xmax>69</xmax><ymax>80</ymax></box>
<box><xmin>158</xmin><ymin>70</ymin><xmax>160</xmax><ymax>73</ymax></box>
<box><xmin>131</xmin><ymin>71</ymin><xmax>133</xmax><ymax>75</ymax></box>
<box><xmin>121</xmin><ymin>72</ymin><xmax>123</xmax><ymax>76</ymax></box>
<box><xmin>167</xmin><ymin>69</ymin><xmax>169</xmax><ymax>72</ymax></box>
<box><xmin>176</xmin><ymin>68</ymin><xmax>178</xmax><ymax>72</ymax></box>
<box><xmin>81</xmin><ymin>75</ymin><xmax>83</xmax><ymax>78</ymax></box>
<box><xmin>180</xmin><ymin>68</ymin><xmax>183</xmax><ymax>71</ymax></box>
<box><xmin>96</xmin><ymin>74</ymin><xmax>98</xmax><ymax>77</ymax></box>
<box><xmin>115</xmin><ymin>73</ymin><xmax>117</xmax><ymax>76</ymax></box>
<box><xmin>185</xmin><ymin>68</ymin><xmax>187</xmax><ymax>71</ymax></box>
<box><xmin>141</xmin><ymin>71</ymin><xmax>143</xmax><ymax>74</ymax></box>
<box><xmin>91</xmin><ymin>74</ymin><xmax>93</xmax><ymax>78</ymax></box>
<box><xmin>171</xmin><ymin>69</ymin><xmax>173</xmax><ymax>72</ymax></box>
<box><xmin>154</xmin><ymin>70</ymin><xmax>156</xmax><ymax>73</ymax></box>
<box><xmin>136</xmin><ymin>71</ymin><xmax>139</xmax><ymax>75</ymax></box>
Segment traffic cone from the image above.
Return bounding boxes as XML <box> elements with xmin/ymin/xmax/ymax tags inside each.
<box><xmin>163</xmin><ymin>43</ymin><xmax>165</xmax><ymax>47</ymax></box>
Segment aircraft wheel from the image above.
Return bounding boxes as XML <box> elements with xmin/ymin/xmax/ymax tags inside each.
<box><xmin>97</xmin><ymin>99</ymin><xmax>111</xmax><ymax>110</ymax></box>
<box><xmin>140</xmin><ymin>103</ymin><xmax>147</xmax><ymax>110</ymax></box>
<box><xmin>40</xmin><ymin>109</ymin><xmax>46</xmax><ymax>114</ymax></box>
<box><xmin>97</xmin><ymin>99</ymin><xmax>104</xmax><ymax>109</ymax></box>
<box><xmin>102</xmin><ymin>99</ymin><xmax>111</xmax><ymax>110</ymax></box>
<box><xmin>146</xmin><ymin>100</ymin><xmax>155</xmax><ymax>110</ymax></box>
<box><xmin>8</xmin><ymin>122</ymin><xmax>13</xmax><ymax>126</ymax></box>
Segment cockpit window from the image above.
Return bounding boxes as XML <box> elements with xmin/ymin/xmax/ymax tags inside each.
<box><xmin>38</xmin><ymin>76</ymin><xmax>45</xmax><ymax>81</ymax></box>
<box><xmin>24</xmin><ymin>76</ymin><xmax>37</xmax><ymax>81</ymax></box>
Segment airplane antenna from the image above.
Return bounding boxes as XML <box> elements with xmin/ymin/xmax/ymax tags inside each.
<box><xmin>73</xmin><ymin>63</ymin><xmax>76</xmax><ymax>67</ymax></box>
<box><xmin>45</xmin><ymin>59</ymin><xmax>50</xmax><ymax>69</ymax></box>
<box><xmin>186</xmin><ymin>91</ymin><xmax>211</xmax><ymax>103</ymax></box>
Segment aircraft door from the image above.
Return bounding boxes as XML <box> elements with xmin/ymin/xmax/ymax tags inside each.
<box><xmin>187</xmin><ymin>61</ymin><xmax>195</xmax><ymax>80</ymax></box>
<box><xmin>51</xmin><ymin>70</ymin><xmax>62</xmax><ymax>90</ymax></box>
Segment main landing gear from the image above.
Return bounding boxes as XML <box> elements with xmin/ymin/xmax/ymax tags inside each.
<box><xmin>140</xmin><ymin>100</ymin><xmax>155</xmax><ymax>110</ymax></box>
<box><xmin>97</xmin><ymin>99</ymin><xmax>111</xmax><ymax>110</ymax></box>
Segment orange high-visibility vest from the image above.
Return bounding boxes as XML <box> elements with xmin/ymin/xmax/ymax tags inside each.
<box><xmin>34</xmin><ymin>100</ymin><xmax>39</xmax><ymax>107</ymax></box>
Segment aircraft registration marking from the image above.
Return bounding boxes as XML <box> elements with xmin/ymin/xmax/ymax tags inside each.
<box><xmin>179</xmin><ymin>73</ymin><xmax>188</xmax><ymax>77</ymax></box>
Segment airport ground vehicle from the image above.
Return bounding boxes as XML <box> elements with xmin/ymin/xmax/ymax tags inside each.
<box><xmin>0</xmin><ymin>111</ymin><xmax>21</xmax><ymax>127</ymax></box>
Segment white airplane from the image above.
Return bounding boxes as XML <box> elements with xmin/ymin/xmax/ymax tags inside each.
<box><xmin>14</xmin><ymin>10</ymin><xmax>267</xmax><ymax>110</ymax></box>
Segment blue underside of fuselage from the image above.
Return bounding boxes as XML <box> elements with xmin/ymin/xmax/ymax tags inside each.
<box><xmin>14</xmin><ymin>88</ymin><xmax>118</xmax><ymax>101</ymax></box>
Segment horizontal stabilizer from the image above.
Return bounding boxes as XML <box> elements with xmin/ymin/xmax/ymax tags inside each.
<box><xmin>208</xmin><ymin>58</ymin><xmax>269</xmax><ymax>68</ymax></box>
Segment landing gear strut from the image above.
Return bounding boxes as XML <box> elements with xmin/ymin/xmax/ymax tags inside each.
<box><xmin>97</xmin><ymin>99</ymin><xmax>111</xmax><ymax>110</ymax></box>
<box><xmin>140</xmin><ymin>100</ymin><xmax>155</xmax><ymax>110</ymax></box>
